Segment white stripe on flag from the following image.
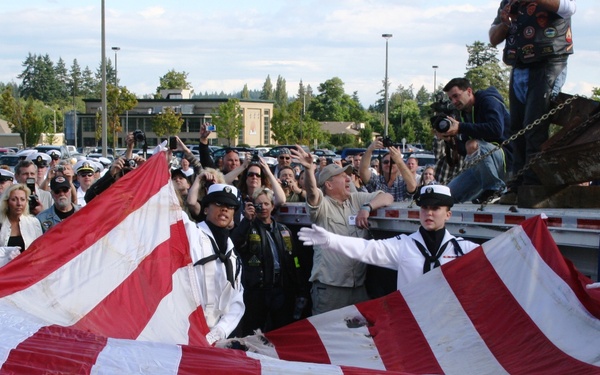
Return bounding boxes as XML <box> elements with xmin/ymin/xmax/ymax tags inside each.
<box><xmin>0</xmin><ymin>302</ymin><xmax>47</xmax><ymax>366</ymax></box>
<box><xmin>246</xmin><ymin>351</ymin><xmax>345</xmax><ymax>375</ymax></box>
<box><xmin>137</xmin><ymin>266</ymin><xmax>197</xmax><ymax>344</ymax></box>
<box><xmin>401</xmin><ymin>269</ymin><xmax>508</xmax><ymax>375</ymax></box>
<box><xmin>91</xmin><ymin>337</ymin><xmax>182</xmax><ymax>375</ymax></box>
<box><xmin>483</xmin><ymin>225</ymin><xmax>600</xmax><ymax>364</ymax></box>
<box><xmin>2</xmin><ymin>183</ymin><xmax>173</xmax><ymax>326</ymax></box>
<box><xmin>306</xmin><ymin>304</ymin><xmax>385</xmax><ymax>370</ymax></box>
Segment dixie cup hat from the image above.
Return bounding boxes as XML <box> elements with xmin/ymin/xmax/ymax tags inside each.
<box><xmin>317</xmin><ymin>164</ymin><xmax>353</xmax><ymax>187</ymax></box>
<box><xmin>201</xmin><ymin>183</ymin><xmax>240</xmax><ymax>209</ymax></box>
<box><xmin>415</xmin><ymin>185</ymin><xmax>454</xmax><ymax>207</ymax></box>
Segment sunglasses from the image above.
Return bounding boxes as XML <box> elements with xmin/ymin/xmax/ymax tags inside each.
<box><xmin>225</xmin><ymin>149</ymin><xmax>239</xmax><ymax>154</ymax></box>
<box><xmin>382</xmin><ymin>160</ymin><xmax>395</xmax><ymax>165</ymax></box>
<box><xmin>78</xmin><ymin>172</ymin><xmax>94</xmax><ymax>177</ymax></box>
<box><xmin>247</xmin><ymin>172</ymin><xmax>262</xmax><ymax>178</ymax></box>
<box><xmin>53</xmin><ymin>187</ymin><xmax>70</xmax><ymax>194</ymax></box>
<box><xmin>279</xmin><ymin>156</ymin><xmax>291</xmax><ymax>160</ymax></box>
<box><xmin>214</xmin><ymin>202</ymin><xmax>237</xmax><ymax>210</ymax></box>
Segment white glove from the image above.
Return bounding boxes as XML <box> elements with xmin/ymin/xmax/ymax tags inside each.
<box><xmin>205</xmin><ymin>326</ymin><xmax>225</xmax><ymax>346</ymax></box>
<box><xmin>298</xmin><ymin>224</ymin><xmax>333</xmax><ymax>248</ymax></box>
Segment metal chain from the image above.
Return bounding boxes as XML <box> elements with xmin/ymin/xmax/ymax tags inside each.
<box><xmin>445</xmin><ymin>94</ymin><xmax>595</xmax><ymax>209</ymax></box>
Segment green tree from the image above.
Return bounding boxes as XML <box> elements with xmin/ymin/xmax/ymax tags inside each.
<box><xmin>156</xmin><ymin>69</ymin><xmax>192</xmax><ymax>94</ymax></box>
<box><xmin>309</xmin><ymin>77</ymin><xmax>365</xmax><ymax>122</ymax></box>
<box><xmin>241</xmin><ymin>84</ymin><xmax>250</xmax><ymax>99</ymax></box>
<box><xmin>81</xmin><ymin>66</ymin><xmax>96</xmax><ymax>98</ymax></box>
<box><xmin>274</xmin><ymin>75</ymin><xmax>288</xmax><ymax>109</ymax></box>
<box><xmin>0</xmin><ymin>89</ymin><xmax>45</xmax><ymax>147</ymax></box>
<box><xmin>212</xmin><ymin>99</ymin><xmax>243</xmax><ymax>146</ymax></box>
<box><xmin>464</xmin><ymin>41</ymin><xmax>510</xmax><ymax>100</ymax></box>
<box><xmin>358</xmin><ymin>123</ymin><xmax>374</xmax><ymax>147</ymax></box>
<box><xmin>260</xmin><ymin>75</ymin><xmax>274</xmax><ymax>100</ymax></box>
<box><xmin>54</xmin><ymin>57</ymin><xmax>70</xmax><ymax>103</ymax></box>
<box><xmin>152</xmin><ymin>107</ymin><xmax>184</xmax><ymax>139</ymax></box>
<box><xmin>107</xmin><ymin>85</ymin><xmax>138</xmax><ymax>149</ymax></box>
<box><xmin>592</xmin><ymin>87</ymin><xmax>600</xmax><ymax>101</ymax></box>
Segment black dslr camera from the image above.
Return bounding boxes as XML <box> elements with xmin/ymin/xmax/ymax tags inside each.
<box><xmin>250</xmin><ymin>150</ymin><xmax>261</xmax><ymax>164</ymax></box>
<box><xmin>26</xmin><ymin>178</ymin><xmax>39</xmax><ymax>213</ymax></box>
<box><xmin>253</xmin><ymin>203</ymin><xmax>263</xmax><ymax>213</ymax></box>
<box><xmin>382</xmin><ymin>136</ymin><xmax>395</xmax><ymax>148</ymax></box>
<box><xmin>429</xmin><ymin>91</ymin><xmax>459</xmax><ymax>133</ymax></box>
<box><xmin>133</xmin><ymin>129</ymin><xmax>146</xmax><ymax>142</ymax></box>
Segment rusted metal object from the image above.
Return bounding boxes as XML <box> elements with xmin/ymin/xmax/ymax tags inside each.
<box><xmin>532</xmin><ymin>94</ymin><xmax>600</xmax><ymax>186</ymax></box>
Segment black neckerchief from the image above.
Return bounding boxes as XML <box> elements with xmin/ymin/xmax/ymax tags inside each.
<box><xmin>419</xmin><ymin>226</ymin><xmax>446</xmax><ymax>255</ymax></box>
<box><xmin>206</xmin><ymin>221</ymin><xmax>229</xmax><ymax>255</ymax></box>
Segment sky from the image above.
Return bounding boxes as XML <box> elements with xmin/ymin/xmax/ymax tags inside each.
<box><xmin>1</xmin><ymin>0</ymin><xmax>598</xmax><ymax>107</ymax></box>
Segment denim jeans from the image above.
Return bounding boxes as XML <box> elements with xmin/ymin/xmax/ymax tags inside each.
<box><xmin>448</xmin><ymin>140</ymin><xmax>506</xmax><ymax>203</ymax></box>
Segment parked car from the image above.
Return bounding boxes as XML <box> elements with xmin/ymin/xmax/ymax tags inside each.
<box><xmin>339</xmin><ymin>148</ymin><xmax>367</xmax><ymax>160</ymax></box>
<box><xmin>0</xmin><ymin>148</ymin><xmax>15</xmax><ymax>155</ymax></box>
<box><xmin>313</xmin><ymin>149</ymin><xmax>337</xmax><ymax>157</ymax></box>
<box><xmin>34</xmin><ymin>145</ymin><xmax>72</xmax><ymax>159</ymax></box>
<box><xmin>0</xmin><ymin>155</ymin><xmax>21</xmax><ymax>172</ymax></box>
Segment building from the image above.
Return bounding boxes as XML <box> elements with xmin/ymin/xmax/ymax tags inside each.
<box><xmin>75</xmin><ymin>90</ymin><xmax>274</xmax><ymax>148</ymax></box>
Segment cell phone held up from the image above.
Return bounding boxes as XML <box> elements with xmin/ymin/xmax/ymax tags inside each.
<box><xmin>169</xmin><ymin>136</ymin><xmax>177</xmax><ymax>150</ymax></box>
<box><xmin>205</xmin><ymin>124</ymin><xmax>216</xmax><ymax>132</ymax></box>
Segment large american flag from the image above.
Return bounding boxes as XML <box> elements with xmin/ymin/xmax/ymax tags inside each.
<box><xmin>0</xmin><ymin>152</ymin><xmax>599</xmax><ymax>374</ymax></box>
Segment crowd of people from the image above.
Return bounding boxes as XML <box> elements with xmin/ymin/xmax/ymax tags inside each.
<box><xmin>0</xmin><ymin>0</ymin><xmax>578</xmax><ymax>344</ymax></box>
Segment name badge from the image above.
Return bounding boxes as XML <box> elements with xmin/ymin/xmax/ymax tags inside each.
<box><xmin>348</xmin><ymin>215</ymin><xmax>356</xmax><ymax>226</ymax></box>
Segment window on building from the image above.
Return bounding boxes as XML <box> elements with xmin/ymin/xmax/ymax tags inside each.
<box><xmin>263</xmin><ymin>109</ymin><xmax>270</xmax><ymax>145</ymax></box>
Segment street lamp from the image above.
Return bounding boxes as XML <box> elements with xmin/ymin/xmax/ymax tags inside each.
<box><xmin>382</xmin><ymin>33</ymin><xmax>392</xmax><ymax>137</ymax></box>
<box><xmin>111</xmin><ymin>46</ymin><xmax>120</xmax><ymax>87</ymax></box>
<box><xmin>432</xmin><ymin>65</ymin><xmax>439</xmax><ymax>94</ymax></box>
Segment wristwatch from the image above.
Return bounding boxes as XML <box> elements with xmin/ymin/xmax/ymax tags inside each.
<box><xmin>360</xmin><ymin>203</ymin><xmax>373</xmax><ymax>213</ymax></box>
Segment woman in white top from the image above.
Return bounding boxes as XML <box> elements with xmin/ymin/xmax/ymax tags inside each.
<box><xmin>0</xmin><ymin>184</ymin><xmax>44</xmax><ymax>267</ymax></box>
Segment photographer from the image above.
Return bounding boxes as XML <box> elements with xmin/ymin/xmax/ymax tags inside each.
<box><xmin>359</xmin><ymin>138</ymin><xmax>417</xmax><ymax>202</ymax></box>
<box><xmin>14</xmin><ymin>160</ymin><xmax>52</xmax><ymax>215</ymax></box>
<box><xmin>278</xmin><ymin>166</ymin><xmax>305</xmax><ymax>203</ymax></box>
<box><xmin>231</xmin><ymin>187</ymin><xmax>305</xmax><ymax>335</ymax></box>
<box><xmin>439</xmin><ymin>78</ymin><xmax>511</xmax><ymax>204</ymax></box>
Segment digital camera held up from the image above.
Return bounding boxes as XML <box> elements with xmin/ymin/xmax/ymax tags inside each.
<box><xmin>429</xmin><ymin>91</ymin><xmax>459</xmax><ymax>133</ymax></box>
<box><xmin>253</xmin><ymin>203</ymin><xmax>263</xmax><ymax>213</ymax></box>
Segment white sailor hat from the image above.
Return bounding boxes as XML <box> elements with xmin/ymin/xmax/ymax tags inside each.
<box><xmin>46</xmin><ymin>149</ymin><xmax>62</xmax><ymax>159</ymax></box>
<box><xmin>74</xmin><ymin>159</ymin><xmax>95</xmax><ymax>174</ymax></box>
<box><xmin>201</xmin><ymin>183</ymin><xmax>240</xmax><ymax>209</ymax></box>
<box><xmin>415</xmin><ymin>185</ymin><xmax>454</xmax><ymax>207</ymax></box>
<box><xmin>0</xmin><ymin>169</ymin><xmax>14</xmax><ymax>182</ymax></box>
<box><xmin>26</xmin><ymin>152</ymin><xmax>51</xmax><ymax>168</ymax></box>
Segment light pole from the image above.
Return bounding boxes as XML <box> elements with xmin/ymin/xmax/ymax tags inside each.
<box><xmin>382</xmin><ymin>33</ymin><xmax>392</xmax><ymax>137</ymax></box>
<box><xmin>112</xmin><ymin>46</ymin><xmax>120</xmax><ymax>87</ymax></box>
<box><xmin>432</xmin><ymin>65</ymin><xmax>439</xmax><ymax>94</ymax></box>
<box><xmin>111</xmin><ymin>46</ymin><xmax>120</xmax><ymax>147</ymax></box>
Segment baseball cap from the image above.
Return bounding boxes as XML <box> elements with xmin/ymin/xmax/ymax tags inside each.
<box><xmin>50</xmin><ymin>176</ymin><xmax>71</xmax><ymax>191</ymax></box>
<box><xmin>317</xmin><ymin>164</ymin><xmax>352</xmax><ymax>187</ymax></box>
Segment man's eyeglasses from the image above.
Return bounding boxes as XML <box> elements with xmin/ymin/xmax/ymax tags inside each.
<box><xmin>53</xmin><ymin>187</ymin><xmax>70</xmax><ymax>195</ymax></box>
<box><xmin>214</xmin><ymin>202</ymin><xmax>237</xmax><ymax>210</ymax></box>
<box><xmin>78</xmin><ymin>172</ymin><xmax>94</xmax><ymax>177</ymax></box>
<box><xmin>382</xmin><ymin>160</ymin><xmax>395</xmax><ymax>165</ymax></box>
<box><xmin>247</xmin><ymin>172</ymin><xmax>261</xmax><ymax>178</ymax></box>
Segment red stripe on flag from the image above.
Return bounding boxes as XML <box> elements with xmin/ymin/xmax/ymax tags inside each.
<box><xmin>355</xmin><ymin>293</ymin><xmax>443</xmax><ymax>374</ymax></box>
<box><xmin>0</xmin><ymin>154</ymin><xmax>171</xmax><ymax>298</ymax></box>
<box><xmin>443</xmin><ymin>244</ymin><xmax>599</xmax><ymax>374</ymax></box>
<box><xmin>521</xmin><ymin>216</ymin><xmax>600</xmax><ymax>319</ymax></box>
<box><xmin>265</xmin><ymin>318</ymin><xmax>331</xmax><ymax>364</ymax></box>
<box><xmin>178</xmin><ymin>345</ymin><xmax>261</xmax><ymax>375</ymax></box>
<box><xmin>0</xmin><ymin>325</ymin><xmax>107</xmax><ymax>374</ymax></box>
<box><xmin>70</xmin><ymin>221</ymin><xmax>191</xmax><ymax>339</ymax></box>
